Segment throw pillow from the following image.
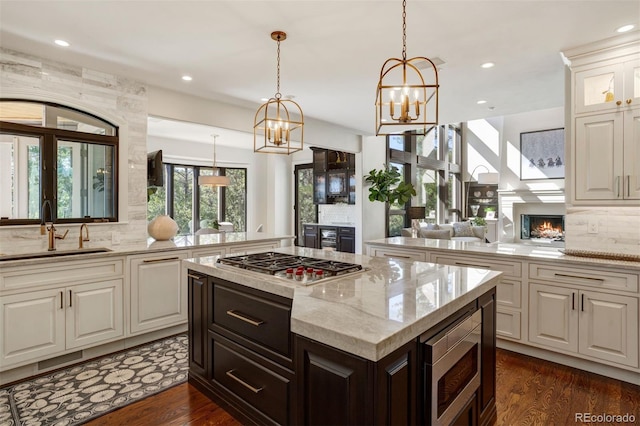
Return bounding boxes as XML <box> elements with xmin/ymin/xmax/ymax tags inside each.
<box><xmin>472</xmin><ymin>226</ymin><xmax>486</xmax><ymax>239</ymax></box>
<box><xmin>419</xmin><ymin>229</ymin><xmax>451</xmax><ymax>240</ymax></box>
<box><xmin>452</xmin><ymin>221</ymin><xmax>476</xmax><ymax>238</ymax></box>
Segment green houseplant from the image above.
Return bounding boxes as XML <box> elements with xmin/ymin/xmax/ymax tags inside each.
<box><xmin>364</xmin><ymin>164</ymin><xmax>416</xmax><ymax>205</ymax></box>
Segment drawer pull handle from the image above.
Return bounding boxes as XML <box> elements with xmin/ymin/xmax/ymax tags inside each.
<box><xmin>226</xmin><ymin>310</ymin><xmax>265</xmax><ymax>327</ymax></box>
<box><xmin>455</xmin><ymin>262</ymin><xmax>490</xmax><ymax>269</ymax></box>
<box><xmin>187</xmin><ymin>274</ymin><xmax>203</xmax><ymax>280</ymax></box>
<box><xmin>554</xmin><ymin>273</ymin><xmax>604</xmax><ymax>282</ymax></box>
<box><xmin>383</xmin><ymin>254</ymin><xmax>411</xmax><ymax>259</ymax></box>
<box><xmin>226</xmin><ymin>369</ymin><xmax>263</xmax><ymax>394</ymax></box>
<box><xmin>142</xmin><ymin>257</ymin><xmax>180</xmax><ymax>264</ymax></box>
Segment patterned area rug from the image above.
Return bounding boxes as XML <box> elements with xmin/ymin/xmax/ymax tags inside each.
<box><xmin>0</xmin><ymin>334</ymin><xmax>188</xmax><ymax>426</ymax></box>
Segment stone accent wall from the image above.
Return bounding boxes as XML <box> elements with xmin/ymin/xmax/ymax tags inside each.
<box><xmin>0</xmin><ymin>48</ymin><xmax>149</xmax><ymax>254</ymax></box>
<box><xmin>565</xmin><ymin>207</ymin><xmax>640</xmax><ymax>256</ymax></box>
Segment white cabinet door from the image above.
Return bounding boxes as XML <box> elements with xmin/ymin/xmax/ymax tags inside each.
<box><xmin>579</xmin><ymin>290</ymin><xmax>638</xmax><ymax>368</ymax></box>
<box><xmin>575</xmin><ymin>113</ymin><xmax>624</xmax><ymax>200</ymax></box>
<box><xmin>574</xmin><ymin>63</ymin><xmax>624</xmax><ymax>114</ymax></box>
<box><xmin>129</xmin><ymin>252</ymin><xmax>188</xmax><ymax>334</ymax></box>
<box><xmin>0</xmin><ymin>289</ymin><xmax>65</xmax><ymax>368</ymax></box>
<box><xmin>623</xmin><ymin>58</ymin><xmax>640</xmax><ymax>108</ymax></box>
<box><xmin>529</xmin><ymin>283</ymin><xmax>578</xmax><ymax>353</ymax></box>
<box><xmin>623</xmin><ymin>109</ymin><xmax>640</xmax><ymax>199</ymax></box>
<box><xmin>66</xmin><ymin>279</ymin><xmax>124</xmax><ymax>350</ymax></box>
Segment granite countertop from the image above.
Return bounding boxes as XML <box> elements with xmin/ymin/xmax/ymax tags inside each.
<box><xmin>303</xmin><ymin>222</ymin><xmax>356</xmax><ymax>227</ymax></box>
<box><xmin>183</xmin><ymin>246</ymin><xmax>501</xmax><ymax>361</ymax></box>
<box><xmin>0</xmin><ymin>232</ymin><xmax>293</xmax><ymax>267</ymax></box>
<box><xmin>366</xmin><ymin>237</ymin><xmax>640</xmax><ymax>272</ymax></box>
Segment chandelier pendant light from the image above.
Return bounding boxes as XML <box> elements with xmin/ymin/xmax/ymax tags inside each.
<box><xmin>198</xmin><ymin>134</ymin><xmax>230</xmax><ymax>187</ymax></box>
<box><xmin>375</xmin><ymin>0</ymin><xmax>439</xmax><ymax>136</ymax></box>
<box><xmin>254</xmin><ymin>31</ymin><xmax>304</xmax><ymax>154</ymax></box>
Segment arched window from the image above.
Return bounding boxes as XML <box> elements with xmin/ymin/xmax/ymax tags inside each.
<box><xmin>0</xmin><ymin>100</ymin><xmax>119</xmax><ymax>224</ymax></box>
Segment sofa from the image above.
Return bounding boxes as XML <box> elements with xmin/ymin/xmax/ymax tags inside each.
<box><xmin>401</xmin><ymin>221</ymin><xmax>486</xmax><ymax>242</ymax></box>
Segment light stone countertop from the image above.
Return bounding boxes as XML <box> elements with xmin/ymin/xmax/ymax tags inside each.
<box><xmin>183</xmin><ymin>246</ymin><xmax>501</xmax><ymax>361</ymax></box>
<box><xmin>0</xmin><ymin>232</ymin><xmax>293</xmax><ymax>267</ymax></box>
<box><xmin>366</xmin><ymin>237</ymin><xmax>640</xmax><ymax>272</ymax></box>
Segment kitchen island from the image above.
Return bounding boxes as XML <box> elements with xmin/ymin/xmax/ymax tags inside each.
<box><xmin>184</xmin><ymin>247</ymin><xmax>500</xmax><ymax>425</ymax></box>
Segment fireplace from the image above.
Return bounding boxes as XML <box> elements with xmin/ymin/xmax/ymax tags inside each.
<box><xmin>521</xmin><ymin>214</ymin><xmax>565</xmax><ymax>241</ymax></box>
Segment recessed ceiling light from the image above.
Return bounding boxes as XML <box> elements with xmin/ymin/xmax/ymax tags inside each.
<box><xmin>181</xmin><ymin>75</ymin><xmax>192</xmax><ymax>81</ymax></box>
<box><xmin>260</xmin><ymin>97</ymin><xmax>270</xmax><ymax>102</ymax></box>
<box><xmin>481</xmin><ymin>62</ymin><xmax>495</xmax><ymax>69</ymax></box>
<box><xmin>616</xmin><ymin>24</ymin><xmax>635</xmax><ymax>33</ymax></box>
<box><xmin>477</xmin><ymin>100</ymin><xmax>487</xmax><ymax>104</ymax></box>
<box><xmin>54</xmin><ymin>39</ymin><xmax>70</xmax><ymax>47</ymax></box>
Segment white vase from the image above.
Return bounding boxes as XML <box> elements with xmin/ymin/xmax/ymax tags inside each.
<box><xmin>148</xmin><ymin>215</ymin><xmax>178</xmax><ymax>241</ymax></box>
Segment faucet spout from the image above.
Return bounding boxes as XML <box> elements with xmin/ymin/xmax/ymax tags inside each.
<box><xmin>79</xmin><ymin>223</ymin><xmax>90</xmax><ymax>249</ymax></box>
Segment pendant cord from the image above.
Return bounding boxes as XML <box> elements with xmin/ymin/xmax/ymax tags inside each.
<box><xmin>402</xmin><ymin>0</ymin><xmax>407</xmax><ymax>61</ymax></box>
<box><xmin>275</xmin><ymin>35</ymin><xmax>282</xmax><ymax>99</ymax></box>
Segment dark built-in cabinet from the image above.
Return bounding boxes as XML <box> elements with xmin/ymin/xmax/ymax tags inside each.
<box><xmin>188</xmin><ymin>271</ymin><xmax>496</xmax><ymax>426</ymax></box>
<box><xmin>302</xmin><ymin>224</ymin><xmax>355</xmax><ymax>253</ymax></box>
<box><xmin>312</xmin><ymin>148</ymin><xmax>356</xmax><ymax>204</ymax></box>
<box><xmin>467</xmin><ymin>182</ymin><xmax>499</xmax><ymax>219</ymax></box>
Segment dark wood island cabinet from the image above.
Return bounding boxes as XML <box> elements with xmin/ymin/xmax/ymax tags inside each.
<box><xmin>187</xmin><ymin>264</ymin><xmax>497</xmax><ymax>426</ymax></box>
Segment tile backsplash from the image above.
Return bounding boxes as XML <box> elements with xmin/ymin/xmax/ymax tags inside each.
<box><xmin>318</xmin><ymin>204</ymin><xmax>356</xmax><ymax>225</ymax></box>
<box><xmin>565</xmin><ymin>206</ymin><xmax>640</xmax><ymax>256</ymax></box>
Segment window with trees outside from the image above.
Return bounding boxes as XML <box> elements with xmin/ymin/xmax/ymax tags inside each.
<box><xmin>386</xmin><ymin>125</ymin><xmax>462</xmax><ymax>236</ymax></box>
<box><xmin>147</xmin><ymin>163</ymin><xmax>246</xmax><ymax>235</ymax></box>
<box><xmin>0</xmin><ymin>100</ymin><xmax>118</xmax><ymax>225</ymax></box>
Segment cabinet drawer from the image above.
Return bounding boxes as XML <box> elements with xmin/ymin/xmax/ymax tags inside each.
<box><xmin>529</xmin><ymin>263</ymin><xmax>638</xmax><ymax>292</ymax></box>
<box><xmin>303</xmin><ymin>225</ymin><xmax>317</xmax><ymax>234</ymax></box>
<box><xmin>497</xmin><ymin>308</ymin><xmax>521</xmax><ymax>340</ymax></box>
<box><xmin>338</xmin><ymin>226</ymin><xmax>355</xmax><ymax>236</ymax></box>
<box><xmin>1</xmin><ymin>258</ymin><xmax>124</xmax><ymax>292</ymax></box>
<box><xmin>368</xmin><ymin>246</ymin><xmax>427</xmax><ymax>261</ymax></box>
<box><xmin>213</xmin><ymin>282</ymin><xmax>292</xmax><ymax>357</ymax></box>
<box><xmin>227</xmin><ymin>242</ymin><xmax>280</xmax><ymax>256</ymax></box>
<box><xmin>497</xmin><ymin>280</ymin><xmax>521</xmax><ymax>308</ymax></box>
<box><xmin>429</xmin><ymin>253</ymin><xmax>522</xmax><ymax>278</ymax></box>
<box><xmin>212</xmin><ymin>335</ymin><xmax>291</xmax><ymax>425</ymax></box>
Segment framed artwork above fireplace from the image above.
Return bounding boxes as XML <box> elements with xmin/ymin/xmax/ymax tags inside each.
<box><xmin>520</xmin><ymin>128</ymin><xmax>565</xmax><ymax>180</ymax></box>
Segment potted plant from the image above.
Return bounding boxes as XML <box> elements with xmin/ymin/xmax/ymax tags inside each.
<box><xmin>364</xmin><ymin>164</ymin><xmax>416</xmax><ymax>205</ymax></box>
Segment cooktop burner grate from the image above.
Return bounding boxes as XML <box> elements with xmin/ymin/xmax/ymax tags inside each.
<box><xmin>217</xmin><ymin>252</ymin><xmax>363</xmax><ymax>277</ymax></box>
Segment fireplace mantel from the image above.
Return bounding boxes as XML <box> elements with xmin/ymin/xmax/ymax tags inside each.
<box><xmin>498</xmin><ymin>189</ymin><xmax>566</xmax><ymax>243</ymax></box>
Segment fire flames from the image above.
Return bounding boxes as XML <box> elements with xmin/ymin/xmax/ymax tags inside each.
<box><xmin>531</xmin><ymin>220</ymin><xmax>563</xmax><ymax>240</ymax></box>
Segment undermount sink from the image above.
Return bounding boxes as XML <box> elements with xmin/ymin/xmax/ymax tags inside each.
<box><xmin>0</xmin><ymin>247</ymin><xmax>112</xmax><ymax>262</ymax></box>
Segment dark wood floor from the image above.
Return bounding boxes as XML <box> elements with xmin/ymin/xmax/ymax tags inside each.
<box><xmin>86</xmin><ymin>348</ymin><xmax>640</xmax><ymax>425</ymax></box>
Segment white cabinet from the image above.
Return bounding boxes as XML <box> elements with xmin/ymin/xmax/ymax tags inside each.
<box><xmin>529</xmin><ymin>283</ymin><xmax>638</xmax><ymax>368</ymax></box>
<box><xmin>128</xmin><ymin>251</ymin><xmax>190</xmax><ymax>335</ymax></box>
<box><xmin>574</xmin><ymin>59</ymin><xmax>640</xmax><ymax>114</ymax></box>
<box><xmin>1</xmin><ymin>278</ymin><xmax>123</xmax><ymax>368</ymax></box>
<box><xmin>368</xmin><ymin>245</ymin><xmax>428</xmax><ymax>261</ymax></box>
<box><xmin>66</xmin><ymin>279</ymin><xmax>123</xmax><ymax>349</ymax></box>
<box><xmin>1</xmin><ymin>289</ymin><xmax>66</xmax><ymax>366</ymax></box>
<box><xmin>575</xmin><ymin>109</ymin><xmax>640</xmax><ymax>200</ymax></box>
<box><xmin>567</xmin><ymin>36</ymin><xmax>640</xmax><ymax>204</ymax></box>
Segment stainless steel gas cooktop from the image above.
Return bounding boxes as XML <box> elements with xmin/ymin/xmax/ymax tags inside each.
<box><xmin>216</xmin><ymin>251</ymin><xmax>363</xmax><ymax>284</ymax></box>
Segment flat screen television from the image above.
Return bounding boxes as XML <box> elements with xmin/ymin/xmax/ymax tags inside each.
<box><xmin>147</xmin><ymin>150</ymin><xmax>164</xmax><ymax>187</ymax></box>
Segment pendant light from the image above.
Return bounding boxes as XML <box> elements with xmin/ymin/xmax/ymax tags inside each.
<box><xmin>375</xmin><ymin>0</ymin><xmax>439</xmax><ymax>136</ymax></box>
<box><xmin>198</xmin><ymin>134</ymin><xmax>230</xmax><ymax>187</ymax></box>
<box><xmin>254</xmin><ymin>31</ymin><xmax>304</xmax><ymax>154</ymax></box>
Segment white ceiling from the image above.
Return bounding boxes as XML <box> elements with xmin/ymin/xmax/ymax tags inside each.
<box><xmin>1</xmin><ymin>0</ymin><xmax>638</xmax><ymax>145</ymax></box>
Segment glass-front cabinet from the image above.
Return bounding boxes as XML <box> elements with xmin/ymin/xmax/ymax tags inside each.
<box><xmin>575</xmin><ymin>59</ymin><xmax>640</xmax><ymax>114</ymax></box>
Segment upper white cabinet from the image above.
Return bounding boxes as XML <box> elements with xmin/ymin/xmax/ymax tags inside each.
<box><xmin>566</xmin><ymin>33</ymin><xmax>640</xmax><ymax>204</ymax></box>
<box><xmin>575</xmin><ymin>59</ymin><xmax>640</xmax><ymax>114</ymax></box>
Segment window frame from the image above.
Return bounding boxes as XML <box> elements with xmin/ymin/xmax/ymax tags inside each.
<box><xmin>0</xmin><ymin>120</ymin><xmax>119</xmax><ymax>225</ymax></box>
<box><xmin>157</xmin><ymin>162</ymin><xmax>247</xmax><ymax>234</ymax></box>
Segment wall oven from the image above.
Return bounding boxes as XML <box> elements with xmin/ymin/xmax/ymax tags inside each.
<box><xmin>423</xmin><ymin>309</ymin><xmax>482</xmax><ymax>426</ymax></box>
